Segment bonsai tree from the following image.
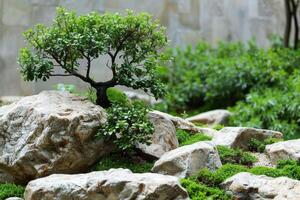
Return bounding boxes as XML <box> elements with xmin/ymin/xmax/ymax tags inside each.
<box><xmin>19</xmin><ymin>8</ymin><xmax>167</xmax><ymax>108</ymax></box>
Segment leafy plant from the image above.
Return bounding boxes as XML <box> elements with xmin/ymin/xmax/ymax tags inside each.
<box><xmin>217</xmin><ymin>145</ymin><xmax>257</xmax><ymax>166</ymax></box>
<box><xmin>97</xmin><ymin>101</ymin><xmax>154</xmax><ymax>151</ymax></box>
<box><xmin>94</xmin><ymin>153</ymin><xmax>153</xmax><ymax>173</ymax></box>
<box><xmin>230</xmin><ymin>73</ymin><xmax>300</xmax><ymax>139</ymax></box>
<box><xmin>19</xmin><ymin>7</ymin><xmax>167</xmax><ymax>108</ymax></box>
<box><xmin>0</xmin><ymin>184</ymin><xmax>24</xmax><ymax>200</ymax></box>
<box><xmin>158</xmin><ymin>40</ymin><xmax>299</xmax><ymax>113</ymax></box>
<box><xmin>180</xmin><ymin>178</ymin><xmax>232</xmax><ymax>200</ymax></box>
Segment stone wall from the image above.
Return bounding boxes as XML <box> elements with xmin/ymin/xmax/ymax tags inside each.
<box><xmin>0</xmin><ymin>0</ymin><xmax>285</xmax><ymax>95</ymax></box>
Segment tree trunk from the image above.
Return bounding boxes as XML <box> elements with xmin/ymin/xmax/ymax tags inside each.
<box><xmin>284</xmin><ymin>0</ymin><xmax>292</xmax><ymax>48</ymax></box>
<box><xmin>95</xmin><ymin>86</ymin><xmax>111</xmax><ymax>108</ymax></box>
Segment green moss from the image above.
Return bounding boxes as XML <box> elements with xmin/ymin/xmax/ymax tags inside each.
<box><xmin>197</xmin><ymin>164</ymin><xmax>248</xmax><ymax>187</ymax></box>
<box><xmin>181</xmin><ymin>178</ymin><xmax>232</xmax><ymax>200</ymax></box>
<box><xmin>176</xmin><ymin>129</ymin><xmax>212</xmax><ymax>146</ymax></box>
<box><xmin>217</xmin><ymin>145</ymin><xmax>257</xmax><ymax>166</ymax></box>
<box><xmin>94</xmin><ymin>154</ymin><xmax>153</xmax><ymax>173</ymax></box>
<box><xmin>0</xmin><ymin>184</ymin><xmax>25</xmax><ymax>200</ymax></box>
<box><xmin>249</xmin><ymin>138</ymin><xmax>283</xmax><ymax>153</ymax></box>
<box><xmin>249</xmin><ymin>166</ymin><xmax>286</xmax><ymax>178</ymax></box>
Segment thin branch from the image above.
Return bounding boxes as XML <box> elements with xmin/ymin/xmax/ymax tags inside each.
<box><xmin>50</xmin><ymin>73</ymin><xmax>74</xmax><ymax>77</ymax></box>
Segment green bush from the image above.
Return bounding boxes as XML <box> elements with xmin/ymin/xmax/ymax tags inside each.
<box><xmin>0</xmin><ymin>184</ymin><xmax>24</xmax><ymax>200</ymax></box>
<box><xmin>176</xmin><ymin>129</ymin><xmax>212</xmax><ymax>146</ymax></box>
<box><xmin>94</xmin><ymin>154</ymin><xmax>153</xmax><ymax>173</ymax></box>
<box><xmin>217</xmin><ymin>145</ymin><xmax>257</xmax><ymax>166</ymax></box>
<box><xmin>230</xmin><ymin>73</ymin><xmax>300</xmax><ymax>139</ymax></box>
<box><xmin>181</xmin><ymin>178</ymin><xmax>232</xmax><ymax>200</ymax></box>
<box><xmin>97</xmin><ymin>101</ymin><xmax>154</xmax><ymax>151</ymax></box>
<box><xmin>158</xmin><ymin>41</ymin><xmax>299</xmax><ymax>113</ymax></box>
<box><xmin>249</xmin><ymin>138</ymin><xmax>283</xmax><ymax>152</ymax></box>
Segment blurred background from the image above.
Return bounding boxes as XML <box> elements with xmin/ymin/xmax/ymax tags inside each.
<box><xmin>0</xmin><ymin>0</ymin><xmax>285</xmax><ymax>96</ymax></box>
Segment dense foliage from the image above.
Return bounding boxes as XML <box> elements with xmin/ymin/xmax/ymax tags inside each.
<box><xmin>19</xmin><ymin>7</ymin><xmax>167</xmax><ymax>108</ymax></box>
<box><xmin>217</xmin><ymin>145</ymin><xmax>257</xmax><ymax>166</ymax></box>
<box><xmin>176</xmin><ymin>129</ymin><xmax>212</xmax><ymax>146</ymax></box>
<box><xmin>97</xmin><ymin>100</ymin><xmax>153</xmax><ymax>151</ymax></box>
<box><xmin>0</xmin><ymin>184</ymin><xmax>24</xmax><ymax>200</ymax></box>
<box><xmin>230</xmin><ymin>73</ymin><xmax>300</xmax><ymax>139</ymax></box>
<box><xmin>158</xmin><ymin>41</ymin><xmax>299</xmax><ymax>113</ymax></box>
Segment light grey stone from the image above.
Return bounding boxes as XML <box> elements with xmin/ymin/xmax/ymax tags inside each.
<box><xmin>152</xmin><ymin>141</ymin><xmax>222</xmax><ymax>178</ymax></box>
<box><xmin>0</xmin><ymin>91</ymin><xmax>113</xmax><ymax>184</ymax></box>
<box><xmin>212</xmin><ymin>127</ymin><xmax>283</xmax><ymax>150</ymax></box>
<box><xmin>221</xmin><ymin>172</ymin><xmax>300</xmax><ymax>200</ymax></box>
<box><xmin>5</xmin><ymin>197</ymin><xmax>23</xmax><ymax>200</ymax></box>
<box><xmin>137</xmin><ymin>111</ymin><xmax>178</xmax><ymax>159</ymax></box>
<box><xmin>186</xmin><ymin>109</ymin><xmax>232</xmax><ymax>126</ymax></box>
<box><xmin>24</xmin><ymin>169</ymin><xmax>189</xmax><ymax>200</ymax></box>
<box><xmin>265</xmin><ymin>139</ymin><xmax>300</xmax><ymax>164</ymax></box>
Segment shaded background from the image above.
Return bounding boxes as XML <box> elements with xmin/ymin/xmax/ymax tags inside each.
<box><xmin>0</xmin><ymin>0</ymin><xmax>285</xmax><ymax>96</ymax></box>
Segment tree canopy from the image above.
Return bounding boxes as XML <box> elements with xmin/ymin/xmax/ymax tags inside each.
<box><xmin>19</xmin><ymin>7</ymin><xmax>167</xmax><ymax>107</ymax></box>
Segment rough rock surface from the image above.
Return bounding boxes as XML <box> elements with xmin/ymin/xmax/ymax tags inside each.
<box><xmin>24</xmin><ymin>169</ymin><xmax>189</xmax><ymax>200</ymax></box>
<box><xmin>221</xmin><ymin>172</ymin><xmax>300</xmax><ymax>200</ymax></box>
<box><xmin>152</xmin><ymin>141</ymin><xmax>222</xmax><ymax>178</ymax></box>
<box><xmin>212</xmin><ymin>127</ymin><xmax>283</xmax><ymax>150</ymax></box>
<box><xmin>0</xmin><ymin>96</ymin><xmax>22</xmax><ymax>105</ymax></box>
<box><xmin>137</xmin><ymin>111</ymin><xmax>178</xmax><ymax>159</ymax></box>
<box><xmin>186</xmin><ymin>109</ymin><xmax>231</xmax><ymax>126</ymax></box>
<box><xmin>150</xmin><ymin>110</ymin><xmax>217</xmax><ymax>136</ymax></box>
<box><xmin>0</xmin><ymin>91</ymin><xmax>113</xmax><ymax>184</ymax></box>
<box><xmin>5</xmin><ymin>198</ymin><xmax>24</xmax><ymax>200</ymax></box>
<box><xmin>252</xmin><ymin>152</ymin><xmax>274</xmax><ymax>168</ymax></box>
<box><xmin>265</xmin><ymin>139</ymin><xmax>300</xmax><ymax>164</ymax></box>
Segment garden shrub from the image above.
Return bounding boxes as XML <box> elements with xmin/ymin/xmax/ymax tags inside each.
<box><xmin>94</xmin><ymin>154</ymin><xmax>153</xmax><ymax>173</ymax></box>
<box><xmin>230</xmin><ymin>73</ymin><xmax>300</xmax><ymax>139</ymax></box>
<box><xmin>248</xmin><ymin>137</ymin><xmax>283</xmax><ymax>152</ymax></box>
<box><xmin>97</xmin><ymin>101</ymin><xmax>154</xmax><ymax>151</ymax></box>
<box><xmin>158</xmin><ymin>40</ymin><xmax>299</xmax><ymax>113</ymax></box>
<box><xmin>176</xmin><ymin>129</ymin><xmax>212</xmax><ymax>146</ymax></box>
<box><xmin>217</xmin><ymin>145</ymin><xmax>257</xmax><ymax>166</ymax></box>
<box><xmin>180</xmin><ymin>178</ymin><xmax>232</xmax><ymax>200</ymax></box>
<box><xmin>0</xmin><ymin>184</ymin><xmax>24</xmax><ymax>200</ymax></box>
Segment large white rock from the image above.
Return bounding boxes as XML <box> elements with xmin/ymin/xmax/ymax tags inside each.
<box><xmin>24</xmin><ymin>169</ymin><xmax>189</xmax><ymax>200</ymax></box>
<box><xmin>265</xmin><ymin>139</ymin><xmax>300</xmax><ymax>164</ymax></box>
<box><xmin>221</xmin><ymin>172</ymin><xmax>300</xmax><ymax>200</ymax></box>
<box><xmin>137</xmin><ymin>111</ymin><xmax>179</xmax><ymax>159</ymax></box>
<box><xmin>186</xmin><ymin>109</ymin><xmax>231</xmax><ymax>126</ymax></box>
<box><xmin>0</xmin><ymin>96</ymin><xmax>22</xmax><ymax>105</ymax></box>
<box><xmin>213</xmin><ymin>127</ymin><xmax>283</xmax><ymax>150</ymax></box>
<box><xmin>0</xmin><ymin>91</ymin><xmax>113</xmax><ymax>184</ymax></box>
<box><xmin>152</xmin><ymin>141</ymin><xmax>222</xmax><ymax>178</ymax></box>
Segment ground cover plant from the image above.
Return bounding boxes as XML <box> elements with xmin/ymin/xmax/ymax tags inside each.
<box><xmin>0</xmin><ymin>184</ymin><xmax>25</xmax><ymax>200</ymax></box>
<box><xmin>176</xmin><ymin>129</ymin><xmax>212</xmax><ymax>146</ymax></box>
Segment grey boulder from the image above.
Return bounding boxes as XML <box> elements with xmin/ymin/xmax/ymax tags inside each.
<box><xmin>0</xmin><ymin>91</ymin><xmax>113</xmax><ymax>184</ymax></box>
<box><xmin>221</xmin><ymin>172</ymin><xmax>300</xmax><ymax>200</ymax></box>
<box><xmin>152</xmin><ymin>141</ymin><xmax>221</xmax><ymax>178</ymax></box>
<box><xmin>24</xmin><ymin>169</ymin><xmax>189</xmax><ymax>200</ymax></box>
